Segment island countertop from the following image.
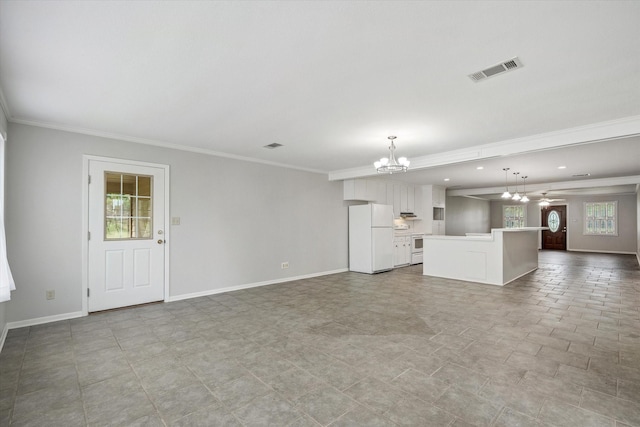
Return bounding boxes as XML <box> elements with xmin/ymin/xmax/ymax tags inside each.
<box><xmin>423</xmin><ymin>228</ymin><xmax>547</xmax><ymax>286</ymax></box>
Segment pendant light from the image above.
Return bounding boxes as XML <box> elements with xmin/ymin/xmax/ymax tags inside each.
<box><xmin>501</xmin><ymin>168</ymin><xmax>511</xmax><ymax>198</ymax></box>
<box><xmin>512</xmin><ymin>172</ymin><xmax>521</xmax><ymax>201</ymax></box>
<box><xmin>520</xmin><ymin>176</ymin><xmax>529</xmax><ymax>203</ymax></box>
<box><xmin>374</xmin><ymin>136</ymin><xmax>410</xmax><ymax>174</ymax></box>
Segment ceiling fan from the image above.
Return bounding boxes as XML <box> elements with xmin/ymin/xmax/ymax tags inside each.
<box><xmin>536</xmin><ymin>192</ymin><xmax>564</xmax><ymax>207</ymax></box>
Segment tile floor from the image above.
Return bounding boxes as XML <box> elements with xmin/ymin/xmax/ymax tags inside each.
<box><xmin>0</xmin><ymin>251</ymin><xmax>639</xmax><ymax>426</ymax></box>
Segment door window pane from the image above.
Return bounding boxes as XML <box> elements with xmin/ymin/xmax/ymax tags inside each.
<box><xmin>548</xmin><ymin>210</ymin><xmax>560</xmax><ymax>232</ymax></box>
<box><xmin>105</xmin><ymin>173</ymin><xmax>153</xmax><ymax>240</ymax></box>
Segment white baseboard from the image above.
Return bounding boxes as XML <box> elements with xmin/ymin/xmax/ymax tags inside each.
<box><xmin>6</xmin><ymin>311</ymin><xmax>84</xmax><ymax>330</ymax></box>
<box><xmin>166</xmin><ymin>268</ymin><xmax>348</xmax><ymax>303</ymax></box>
<box><xmin>567</xmin><ymin>249</ymin><xmax>636</xmax><ymax>255</ymax></box>
<box><xmin>0</xmin><ymin>324</ymin><xmax>8</xmax><ymax>354</ymax></box>
<box><xmin>1</xmin><ymin>269</ymin><xmax>349</xmax><ymax>333</ymax></box>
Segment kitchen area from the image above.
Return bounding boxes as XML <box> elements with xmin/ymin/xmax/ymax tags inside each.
<box><xmin>346</xmin><ymin>177</ymin><xmax>545</xmax><ymax>286</ymax></box>
<box><xmin>346</xmin><ymin>178</ymin><xmax>446</xmax><ymax>273</ymax></box>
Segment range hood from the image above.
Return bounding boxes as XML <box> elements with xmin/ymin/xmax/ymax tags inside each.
<box><xmin>400</xmin><ymin>212</ymin><xmax>417</xmax><ymax>218</ymax></box>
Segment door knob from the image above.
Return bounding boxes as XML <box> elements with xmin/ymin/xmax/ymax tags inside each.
<box><xmin>157</xmin><ymin>239</ymin><xmax>165</xmax><ymax>244</ymax></box>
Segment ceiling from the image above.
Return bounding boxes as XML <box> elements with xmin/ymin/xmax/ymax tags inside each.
<box><xmin>1</xmin><ymin>1</ymin><xmax>639</xmax><ymax>197</ymax></box>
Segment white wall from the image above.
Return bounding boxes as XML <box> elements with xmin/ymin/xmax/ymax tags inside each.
<box><xmin>637</xmin><ymin>189</ymin><xmax>640</xmax><ymax>262</ymax></box>
<box><xmin>0</xmin><ymin>107</ymin><xmax>7</xmax><ymax>340</ymax></box>
<box><xmin>5</xmin><ymin>123</ymin><xmax>348</xmax><ymax>323</ymax></box>
<box><xmin>445</xmin><ymin>196</ymin><xmax>490</xmax><ymax>236</ymax></box>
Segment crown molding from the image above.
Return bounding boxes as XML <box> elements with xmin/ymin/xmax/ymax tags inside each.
<box><xmin>447</xmin><ymin>175</ymin><xmax>640</xmax><ymax>197</ymax></box>
<box><xmin>328</xmin><ymin>115</ymin><xmax>640</xmax><ymax>181</ymax></box>
<box><xmin>10</xmin><ymin>118</ymin><xmax>328</xmax><ymax>175</ymax></box>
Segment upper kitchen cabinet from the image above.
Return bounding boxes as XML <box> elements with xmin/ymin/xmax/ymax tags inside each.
<box><xmin>343</xmin><ymin>179</ymin><xmax>375</xmax><ymax>201</ymax></box>
<box><xmin>343</xmin><ymin>178</ymin><xmax>418</xmax><ymax>218</ymax></box>
<box><xmin>432</xmin><ymin>185</ymin><xmax>446</xmax><ymax>207</ymax></box>
<box><xmin>421</xmin><ymin>185</ymin><xmax>446</xmax><ymax>235</ymax></box>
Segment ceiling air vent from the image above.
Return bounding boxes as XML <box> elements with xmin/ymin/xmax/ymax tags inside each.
<box><xmin>264</xmin><ymin>143</ymin><xmax>283</xmax><ymax>149</ymax></box>
<box><xmin>468</xmin><ymin>57</ymin><xmax>523</xmax><ymax>82</ymax></box>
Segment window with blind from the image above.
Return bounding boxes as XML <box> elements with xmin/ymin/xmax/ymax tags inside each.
<box><xmin>503</xmin><ymin>205</ymin><xmax>526</xmax><ymax>228</ymax></box>
<box><xmin>584</xmin><ymin>201</ymin><xmax>617</xmax><ymax>236</ymax></box>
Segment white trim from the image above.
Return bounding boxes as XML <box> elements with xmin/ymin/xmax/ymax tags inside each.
<box><xmin>12</xmin><ymin>118</ymin><xmax>326</xmax><ymax>175</ymax></box>
<box><xmin>1</xmin><ymin>269</ymin><xmax>348</xmax><ymax>333</ymax></box>
<box><xmin>329</xmin><ymin>115</ymin><xmax>640</xmax><ymax>181</ymax></box>
<box><xmin>503</xmin><ymin>267</ymin><xmax>539</xmax><ymax>286</ymax></box>
<box><xmin>82</xmin><ymin>155</ymin><xmax>170</xmax><ymax>316</ymax></box>
<box><xmin>448</xmin><ymin>175</ymin><xmax>640</xmax><ymax>198</ymax></box>
<box><xmin>0</xmin><ymin>323</ymin><xmax>8</xmax><ymax>353</ymax></box>
<box><xmin>567</xmin><ymin>249</ymin><xmax>636</xmax><ymax>255</ymax></box>
<box><xmin>6</xmin><ymin>311</ymin><xmax>84</xmax><ymax>330</ymax></box>
<box><xmin>166</xmin><ymin>268</ymin><xmax>349</xmax><ymax>303</ymax></box>
<box><xmin>0</xmin><ymin>86</ymin><xmax>10</xmax><ymax>125</ymax></box>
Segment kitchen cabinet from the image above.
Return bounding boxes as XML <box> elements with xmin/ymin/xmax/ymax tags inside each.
<box><xmin>394</xmin><ymin>235</ymin><xmax>411</xmax><ymax>266</ymax></box>
<box><xmin>400</xmin><ymin>186</ymin><xmax>415</xmax><ymax>213</ymax></box>
<box><xmin>374</xmin><ymin>181</ymin><xmax>387</xmax><ymax>205</ymax></box>
<box><xmin>421</xmin><ymin>185</ymin><xmax>446</xmax><ymax>235</ymax></box>
<box><xmin>433</xmin><ymin>220</ymin><xmax>445</xmax><ymax>235</ymax></box>
<box><xmin>343</xmin><ymin>179</ymin><xmax>375</xmax><ymax>201</ymax></box>
<box><xmin>433</xmin><ymin>186</ymin><xmax>446</xmax><ymax>207</ymax></box>
<box><xmin>343</xmin><ymin>178</ymin><xmax>418</xmax><ymax>219</ymax></box>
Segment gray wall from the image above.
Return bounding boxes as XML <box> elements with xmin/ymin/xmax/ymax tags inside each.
<box><xmin>637</xmin><ymin>189</ymin><xmax>640</xmax><ymax>262</ymax></box>
<box><xmin>445</xmin><ymin>196</ymin><xmax>490</xmax><ymax>236</ymax></box>
<box><xmin>490</xmin><ymin>200</ymin><xmax>541</xmax><ymax>229</ymax></box>
<box><xmin>566</xmin><ymin>194</ymin><xmax>637</xmax><ymax>253</ymax></box>
<box><xmin>491</xmin><ymin>195</ymin><xmax>637</xmax><ymax>253</ymax></box>
<box><xmin>5</xmin><ymin>123</ymin><xmax>348</xmax><ymax>323</ymax></box>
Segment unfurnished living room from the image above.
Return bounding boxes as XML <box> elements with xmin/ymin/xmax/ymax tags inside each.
<box><xmin>0</xmin><ymin>1</ymin><xmax>639</xmax><ymax>426</ymax></box>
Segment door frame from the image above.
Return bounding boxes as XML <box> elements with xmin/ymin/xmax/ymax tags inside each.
<box><xmin>540</xmin><ymin>203</ymin><xmax>569</xmax><ymax>250</ymax></box>
<box><xmin>81</xmin><ymin>155</ymin><xmax>170</xmax><ymax>316</ymax></box>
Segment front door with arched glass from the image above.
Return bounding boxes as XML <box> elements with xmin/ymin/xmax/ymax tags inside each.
<box><xmin>541</xmin><ymin>205</ymin><xmax>567</xmax><ymax>250</ymax></box>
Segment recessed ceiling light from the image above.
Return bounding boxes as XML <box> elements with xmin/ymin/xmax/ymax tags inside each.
<box><xmin>558</xmin><ymin>166</ymin><xmax>567</xmax><ymax>169</ymax></box>
<box><xmin>476</xmin><ymin>166</ymin><xmax>484</xmax><ymax>170</ymax></box>
<box><xmin>444</xmin><ymin>178</ymin><xmax>450</xmax><ymax>182</ymax></box>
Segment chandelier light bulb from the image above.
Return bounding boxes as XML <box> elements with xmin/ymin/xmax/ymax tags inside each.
<box><xmin>521</xmin><ymin>195</ymin><xmax>530</xmax><ymax>203</ymax></box>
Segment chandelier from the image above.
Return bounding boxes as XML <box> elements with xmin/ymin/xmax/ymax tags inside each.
<box><xmin>520</xmin><ymin>176</ymin><xmax>530</xmax><ymax>203</ymax></box>
<box><xmin>512</xmin><ymin>172</ymin><xmax>521</xmax><ymax>201</ymax></box>
<box><xmin>374</xmin><ymin>136</ymin><xmax>410</xmax><ymax>174</ymax></box>
<box><xmin>501</xmin><ymin>168</ymin><xmax>511</xmax><ymax>198</ymax></box>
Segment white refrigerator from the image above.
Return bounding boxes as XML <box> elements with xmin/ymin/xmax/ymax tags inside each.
<box><xmin>349</xmin><ymin>204</ymin><xmax>394</xmax><ymax>274</ymax></box>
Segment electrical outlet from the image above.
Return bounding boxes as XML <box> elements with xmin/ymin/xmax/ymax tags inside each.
<box><xmin>281</xmin><ymin>262</ymin><xmax>289</xmax><ymax>269</ymax></box>
<box><xmin>46</xmin><ymin>290</ymin><xmax>55</xmax><ymax>300</ymax></box>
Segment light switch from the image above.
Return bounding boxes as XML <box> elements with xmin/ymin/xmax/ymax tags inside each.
<box><xmin>171</xmin><ymin>217</ymin><xmax>181</xmax><ymax>225</ymax></box>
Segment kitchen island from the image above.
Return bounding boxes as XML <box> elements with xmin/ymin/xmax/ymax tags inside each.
<box><xmin>423</xmin><ymin>227</ymin><xmax>546</xmax><ymax>286</ymax></box>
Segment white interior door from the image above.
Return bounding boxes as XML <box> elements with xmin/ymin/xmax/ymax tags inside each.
<box><xmin>88</xmin><ymin>159</ymin><xmax>166</xmax><ymax>312</ymax></box>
